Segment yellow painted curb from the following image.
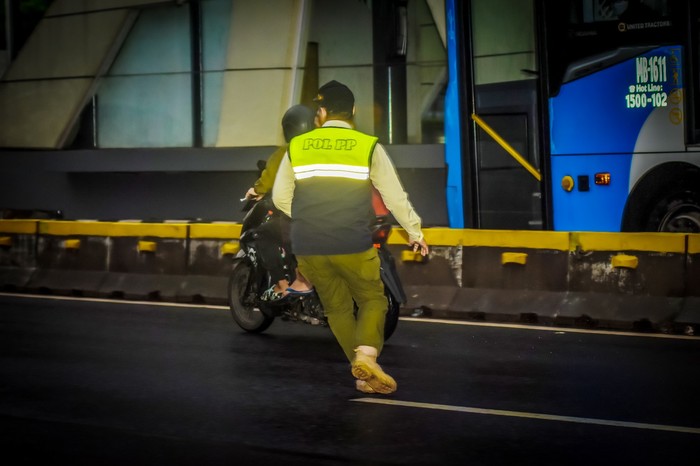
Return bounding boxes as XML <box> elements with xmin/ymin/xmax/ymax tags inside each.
<box><xmin>572</xmin><ymin>232</ymin><xmax>686</xmax><ymax>253</ymax></box>
<box><xmin>0</xmin><ymin>236</ymin><xmax>12</xmax><ymax>247</ymax></box>
<box><xmin>611</xmin><ymin>254</ymin><xmax>639</xmax><ymax>269</ymax></box>
<box><xmin>138</xmin><ymin>241</ymin><xmax>157</xmax><ymax>253</ymax></box>
<box><xmin>13</xmin><ymin>221</ymin><xmax>697</xmax><ymax>255</ymax></box>
<box><xmin>63</xmin><ymin>239</ymin><xmax>81</xmax><ymax>250</ymax></box>
<box><xmin>401</xmin><ymin>250</ymin><xmax>425</xmax><ymax>262</ymax></box>
<box><xmin>190</xmin><ymin>223</ymin><xmax>242</xmax><ymax>239</ymax></box>
<box><xmin>387</xmin><ymin>228</ymin><xmax>570</xmax><ymax>250</ymax></box>
<box><xmin>689</xmin><ymin>234</ymin><xmax>700</xmax><ymax>255</ymax></box>
<box><xmin>0</xmin><ymin>220</ymin><xmax>38</xmax><ymax>235</ymax></box>
<box><xmin>38</xmin><ymin>221</ymin><xmax>188</xmax><ymax>238</ymax></box>
<box><xmin>220</xmin><ymin>242</ymin><xmax>240</xmax><ymax>256</ymax></box>
<box><xmin>502</xmin><ymin>252</ymin><xmax>527</xmax><ymax>265</ymax></box>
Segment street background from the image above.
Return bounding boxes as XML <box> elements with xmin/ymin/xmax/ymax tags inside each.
<box><xmin>1</xmin><ymin>294</ymin><xmax>698</xmax><ymax>465</ymax></box>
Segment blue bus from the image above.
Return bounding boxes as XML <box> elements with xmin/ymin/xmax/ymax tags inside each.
<box><xmin>445</xmin><ymin>0</ymin><xmax>700</xmax><ymax>232</ymax></box>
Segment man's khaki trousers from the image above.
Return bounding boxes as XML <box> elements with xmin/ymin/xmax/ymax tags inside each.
<box><xmin>297</xmin><ymin>247</ymin><xmax>388</xmax><ymax>362</ymax></box>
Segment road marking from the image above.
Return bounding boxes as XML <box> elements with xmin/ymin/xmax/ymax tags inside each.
<box><xmin>0</xmin><ymin>292</ymin><xmax>226</xmax><ymax>310</ymax></box>
<box><xmin>0</xmin><ymin>292</ymin><xmax>696</xmax><ymax>340</ymax></box>
<box><xmin>400</xmin><ymin>317</ymin><xmax>699</xmax><ymax>340</ymax></box>
<box><xmin>351</xmin><ymin>398</ymin><xmax>700</xmax><ymax>435</ymax></box>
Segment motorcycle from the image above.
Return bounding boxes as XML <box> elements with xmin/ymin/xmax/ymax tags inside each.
<box><xmin>228</xmin><ymin>198</ymin><xmax>405</xmax><ymax>340</ymax></box>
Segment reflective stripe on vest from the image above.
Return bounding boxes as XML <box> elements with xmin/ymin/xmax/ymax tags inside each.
<box><xmin>289</xmin><ymin>127</ymin><xmax>377</xmax><ymax>181</ymax></box>
<box><xmin>293</xmin><ymin>163</ymin><xmax>369</xmax><ymax>180</ymax></box>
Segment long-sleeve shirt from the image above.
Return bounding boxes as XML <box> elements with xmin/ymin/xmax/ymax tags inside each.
<box><xmin>272</xmin><ymin>120</ymin><xmax>424</xmax><ymax>243</ymax></box>
<box><xmin>252</xmin><ymin>145</ymin><xmax>287</xmax><ymax>196</ymax></box>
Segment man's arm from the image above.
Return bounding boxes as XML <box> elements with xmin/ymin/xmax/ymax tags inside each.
<box><xmin>271</xmin><ymin>152</ymin><xmax>295</xmax><ymax>217</ymax></box>
<box><xmin>253</xmin><ymin>145</ymin><xmax>288</xmax><ymax>197</ymax></box>
<box><xmin>370</xmin><ymin>144</ymin><xmax>428</xmax><ymax>254</ymax></box>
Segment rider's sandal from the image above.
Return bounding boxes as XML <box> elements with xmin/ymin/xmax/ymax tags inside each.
<box><xmin>285</xmin><ymin>287</ymin><xmax>314</xmax><ymax>296</ymax></box>
<box><xmin>260</xmin><ymin>286</ymin><xmax>285</xmax><ymax>302</ymax></box>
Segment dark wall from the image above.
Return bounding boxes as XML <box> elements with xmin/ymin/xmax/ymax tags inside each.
<box><xmin>0</xmin><ymin>145</ymin><xmax>448</xmax><ymax>226</ymax></box>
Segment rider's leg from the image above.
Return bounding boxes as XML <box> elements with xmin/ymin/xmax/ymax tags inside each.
<box><xmin>287</xmin><ymin>267</ymin><xmax>312</xmax><ymax>292</ymax></box>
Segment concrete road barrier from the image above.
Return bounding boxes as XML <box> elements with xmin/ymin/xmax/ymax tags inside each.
<box><xmin>26</xmin><ymin>221</ymin><xmax>110</xmax><ymax>297</ymax></box>
<box><xmin>183</xmin><ymin>223</ymin><xmax>241</xmax><ymax>304</ymax></box>
<box><xmin>0</xmin><ymin>220</ymin><xmax>38</xmax><ymax>291</ymax></box>
<box><xmin>387</xmin><ymin>228</ymin><xmax>698</xmax><ymax>331</ymax></box>
<box><xmin>561</xmin><ymin>232</ymin><xmax>688</xmax><ymax>330</ymax></box>
<box><xmin>0</xmin><ymin>219</ymin><xmax>697</xmax><ymax>333</ymax></box>
<box><xmin>99</xmin><ymin>222</ymin><xmax>189</xmax><ymax>301</ymax></box>
<box><xmin>676</xmin><ymin>234</ymin><xmax>700</xmax><ymax>327</ymax></box>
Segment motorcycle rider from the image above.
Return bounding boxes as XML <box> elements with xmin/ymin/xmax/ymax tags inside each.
<box><xmin>244</xmin><ymin>104</ymin><xmax>317</xmax><ymax>202</ymax></box>
<box><xmin>243</xmin><ymin>104</ymin><xmax>315</xmax><ymax>300</ymax></box>
<box><xmin>272</xmin><ymin>80</ymin><xmax>429</xmax><ymax>394</ymax></box>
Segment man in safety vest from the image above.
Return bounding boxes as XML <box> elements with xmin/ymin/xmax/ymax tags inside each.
<box><xmin>272</xmin><ymin>80</ymin><xmax>429</xmax><ymax>394</ymax></box>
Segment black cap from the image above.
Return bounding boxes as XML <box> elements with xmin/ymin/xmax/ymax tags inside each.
<box><xmin>313</xmin><ymin>80</ymin><xmax>354</xmax><ymax>115</ymax></box>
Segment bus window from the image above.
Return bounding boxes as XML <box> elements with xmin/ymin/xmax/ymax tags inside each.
<box><xmin>574</xmin><ymin>0</ymin><xmax>667</xmax><ymax>23</ymax></box>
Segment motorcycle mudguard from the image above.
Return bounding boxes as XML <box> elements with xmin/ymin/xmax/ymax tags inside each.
<box><xmin>377</xmin><ymin>246</ymin><xmax>406</xmax><ymax>303</ymax></box>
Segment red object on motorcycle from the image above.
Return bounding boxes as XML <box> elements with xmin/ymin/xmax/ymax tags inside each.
<box><xmin>372</xmin><ymin>186</ymin><xmax>389</xmax><ymax>216</ymax></box>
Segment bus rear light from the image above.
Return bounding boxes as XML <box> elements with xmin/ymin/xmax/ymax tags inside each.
<box><xmin>595</xmin><ymin>172</ymin><xmax>611</xmax><ymax>185</ymax></box>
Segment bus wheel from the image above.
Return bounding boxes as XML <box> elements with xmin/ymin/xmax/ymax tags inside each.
<box><xmin>645</xmin><ymin>182</ymin><xmax>700</xmax><ymax>233</ymax></box>
<box><xmin>622</xmin><ymin>163</ymin><xmax>700</xmax><ymax>232</ymax></box>
<box><xmin>657</xmin><ymin>199</ymin><xmax>700</xmax><ymax>233</ymax></box>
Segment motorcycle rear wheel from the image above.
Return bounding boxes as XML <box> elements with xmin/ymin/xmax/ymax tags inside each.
<box><xmin>228</xmin><ymin>260</ymin><xmax>274</xmax><ymax>333</ymax></box>
<box><xmin>383</xmin><ymin>288</ymin><xmax>400</xmax><ymax>341</ymax></box>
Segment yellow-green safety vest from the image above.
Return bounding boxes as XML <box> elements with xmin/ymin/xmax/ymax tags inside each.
<box><xmin>287</xmin><ymin>126</ymin><xmax>378</xmax><ymax>255</ymax></box>
<box><xmin>289</xmin><ymin>127</ymin><xmax>378</xmax><ymax>181</ymax></box>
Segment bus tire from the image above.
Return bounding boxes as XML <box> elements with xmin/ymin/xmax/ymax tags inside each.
<box><xmin>622</xmin><ymin>163</ymin><xmax>700</xmax><ymax>233</ymax></box>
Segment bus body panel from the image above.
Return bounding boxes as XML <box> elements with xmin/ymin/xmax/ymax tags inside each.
<box><xmin>550</xmin><ymin>153</ymin><xmax>631</xmax><ymax>231</ymax></box>
<box><xmin>549</xmin><ymin>45</ymin><xmax>684</xmax><ymax>231</ymax></box>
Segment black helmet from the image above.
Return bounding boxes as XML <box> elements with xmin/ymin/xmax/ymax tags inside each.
<box><xmin>282</xmin><ymin>104</ymin><xmax>315</xmax><ymax>143</ymax></box>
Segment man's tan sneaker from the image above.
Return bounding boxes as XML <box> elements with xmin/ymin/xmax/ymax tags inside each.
<box><xmin>355</xmin><ymin>379</ymin><xmax>376</xmax><ymax>393</ymax></box>
<box><xmin>351</xmin><ymin>348</ymin><xmax>397</xmax><ymax>394</ymax></box>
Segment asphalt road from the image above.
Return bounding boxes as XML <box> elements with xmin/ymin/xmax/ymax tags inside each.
<box><xmin>1</xmin><ymin>293</ymin><xmax>699</xmax><ymax>465</ymax></box>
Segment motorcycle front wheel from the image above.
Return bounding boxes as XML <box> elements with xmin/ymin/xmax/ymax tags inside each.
<box><xmin>228</xmin><ymin>260</ymin><xmax>274</xmax><ymax>333</ymax></box>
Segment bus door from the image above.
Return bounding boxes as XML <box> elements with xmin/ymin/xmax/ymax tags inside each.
<box><xmin>467</xmin><ymin>0</ymin><xmax>544</xmax><ymax>230</ymax></box>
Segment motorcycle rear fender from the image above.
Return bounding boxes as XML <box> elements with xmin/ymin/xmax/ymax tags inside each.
<box><xmin>378</xmin><ymin>246</ymin><xmax>406</xmax><ymax>303</ymax></box>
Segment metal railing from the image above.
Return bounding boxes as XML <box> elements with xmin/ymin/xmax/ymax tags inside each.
<box><xmin>471</xmin><ymin>113</ymin><xmax>542</xmax><ymax>182</ymax></box>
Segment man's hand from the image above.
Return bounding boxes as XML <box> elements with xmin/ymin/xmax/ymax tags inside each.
<box><xmin>410</xmin><ymin>238</ymin><xmax>429</xmax><ymax>256</ymax></box>
<box><xmin>244</xmin><ymin>187</ymin><xmax>264</xmax><ymax>201</ymax></box>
